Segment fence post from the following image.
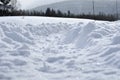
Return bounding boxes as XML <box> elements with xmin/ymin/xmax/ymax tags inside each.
<box><xmin>116</xmin><ymin>0</ymin><xmax>118</xmax><ymax>19</ymax></box>
<box><xmin>92</xmin><ymin>0</ymin><xmax>95</xmax><ymax>19</ymax></box>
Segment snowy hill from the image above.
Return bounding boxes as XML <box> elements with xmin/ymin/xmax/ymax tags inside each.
<box><xmin>34</xmin><ymin>0</ymin><xmax>120</xmax><ymax>15</ymax></box>
<box><xmin>0</xmin><ymin>16</ymin><xmax>120</xmax><ymax>80</ymax></box>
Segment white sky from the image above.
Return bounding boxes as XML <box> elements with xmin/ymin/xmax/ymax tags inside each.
<box><xmin>19</xmin><ymin>0</ymin><xmax>67</xmax><ymax>9</ymax></box>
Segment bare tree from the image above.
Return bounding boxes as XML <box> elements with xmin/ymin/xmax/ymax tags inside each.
<box><xmin>0</xmin><ymin>0</ymin><xmax>12</xmax><ymax>10</ymax></box>
<box><xmin>11</xmin><ymin>0</ymin><xmax>21</xmax><ymax>10</ymax></box>
<box><xmin>0</xmin><ymin>0</ymin><xmax>11</xmax><ymax>5</ymax></box>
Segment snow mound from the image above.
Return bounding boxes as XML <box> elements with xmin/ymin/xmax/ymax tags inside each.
<box><xmin>0</xmin><ymin>17</ymin><xmax>120</xmax><ymax>80</ymax></box>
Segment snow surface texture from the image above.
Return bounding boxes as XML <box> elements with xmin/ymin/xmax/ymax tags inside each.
<box><xmin>0</xmin><ymin>17</ymin><xmax>120</xmax><ymax>80</ymax></box>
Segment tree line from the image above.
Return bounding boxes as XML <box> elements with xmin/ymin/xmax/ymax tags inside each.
<box><xmin>0</xmin><ymin>7</ymin><xmax>118</xmax><ymax>21</ymax></box>
<box><xmin>0</xmin><ymin>0</ymin><xmax>119</xmax><ymax>21</ymax></box>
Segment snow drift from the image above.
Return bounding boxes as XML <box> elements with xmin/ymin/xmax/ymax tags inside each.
<box><xmin>0</xmin><ymin>17</ymin><xmax>120</xmax><ymax>80</ymax></box>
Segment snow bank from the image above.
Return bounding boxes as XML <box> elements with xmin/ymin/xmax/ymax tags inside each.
<box><xmin>0</xmin><ymin>17</ymin><xmax>120</xmax><ymax>80</ymax></box>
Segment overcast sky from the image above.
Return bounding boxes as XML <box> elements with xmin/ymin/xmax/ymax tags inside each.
<box><xmin>19</xmin><ymin>0</ymin><xmax>67</xmax><ymax>9</ymax></box>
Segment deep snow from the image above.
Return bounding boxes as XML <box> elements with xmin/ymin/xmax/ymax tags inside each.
<box><xmin>0</xmin><ymin>17</ymin><xmax>120</xmax><ymax>80</ymax></box>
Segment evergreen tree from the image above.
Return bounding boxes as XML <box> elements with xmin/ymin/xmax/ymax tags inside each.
<box><xmin>45</xmin><ymin>8</ymin><xmax>51</xmax><ymax>16</ymax></box>
<box><xmin>51</xmin><ymin>9</ymin><xmax>56</xmax><ymax>16</ymax></box>
<box><xmin>67</xmin><ymin>10</ymin><xmax>71</xmax><ymax>17</ymax></box>
<box><xmin>57</xmin><ymin>10</ymin><xmax>62</xmax><ymax>17</ymax></box>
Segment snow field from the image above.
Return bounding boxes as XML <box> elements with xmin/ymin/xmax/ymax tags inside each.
<box><xmin>0</xmin><ymin>17</ymin><xmax>120</xmax><ymax>80</ymax></box>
